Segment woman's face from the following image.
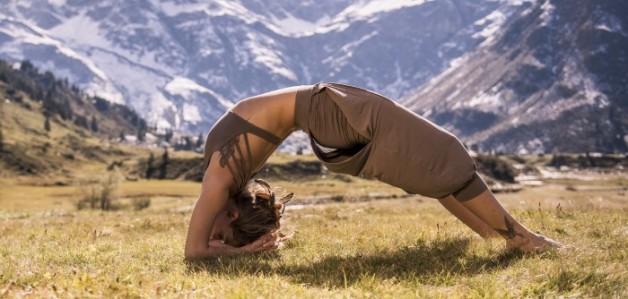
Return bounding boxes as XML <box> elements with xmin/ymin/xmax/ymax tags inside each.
<box><xmin>209</xmin><ymin>211</ymin><xmax>236</xmax><ymax>246</ymax></box>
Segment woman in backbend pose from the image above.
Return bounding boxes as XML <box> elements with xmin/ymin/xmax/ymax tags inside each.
<box><xmin>184</xmin><ymin>82</ymin><xmax>562</xmax><ymax>259</ymax></box>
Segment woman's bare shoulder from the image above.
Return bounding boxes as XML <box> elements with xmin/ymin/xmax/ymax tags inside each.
<box><xmin>230</xmin><ymin>86</ymin><xmax>302</xmax><ymax>136</ymax></box>
<box><xmin>232</xmin><ymin>86</ymin><xmax>304</xmax><ymax>113</ymax></box>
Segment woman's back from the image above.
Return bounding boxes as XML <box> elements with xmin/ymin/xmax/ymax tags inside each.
<box><xmin>203</xmin><ymin>86</ymin><xmax>303</xmax><ymax>195</ymax></box>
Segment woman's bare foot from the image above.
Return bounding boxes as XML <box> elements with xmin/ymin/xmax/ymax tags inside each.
<box><xmin>505</xmin><ymin>232</ymin><xmax>563</xmax><ymax>252</ymax></box>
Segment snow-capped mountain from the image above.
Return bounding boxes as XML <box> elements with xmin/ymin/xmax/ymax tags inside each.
<box><xmin>1</xmin><ymin>0</ymin><xmax>625</xmax><ymax>153</ymax></box>
<box><xmin>0</xmin><ymin>0</ymin><xmax>514</xmax><ymax>132</ymax></box>
<box><xmin>401</xmin><ymin>0</ymin><xmax>628</xmax><ymax>153</ymax></box>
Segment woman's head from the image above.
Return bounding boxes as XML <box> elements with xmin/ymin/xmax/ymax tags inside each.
<box><xmin>216</xmin><ymin>179</ymin><xmax>292</xmax><ymax>247</ymax></box>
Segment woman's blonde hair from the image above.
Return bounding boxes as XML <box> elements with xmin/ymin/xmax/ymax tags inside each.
<box><xmin>230</xmin><ymin>179</ymin><xmax>292</xmax><ymax>247</ymax></box>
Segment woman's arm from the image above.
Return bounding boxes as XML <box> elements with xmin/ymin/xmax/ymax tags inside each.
<box><xmin>184</xmin><ymin>152</ymin><xmax>280</xmax><ymax>259</ymax></box>
<box><xmin>184</xmin><ymin>154</ymin><xmax>232</xmax><ymax>259</ymax></box>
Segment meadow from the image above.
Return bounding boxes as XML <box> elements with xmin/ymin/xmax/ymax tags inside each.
<box><xmin>0</xmin><ymin>165</ymin><xmax>626</xmax><ymax>298</ymax></box>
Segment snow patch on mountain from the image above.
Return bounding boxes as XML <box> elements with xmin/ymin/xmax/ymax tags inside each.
<box><xmin>160</xmin><ymin>0</ymin><xmax>247</xmax><ymax>19</ymax></box>
<box><xmin>246</xmin><ymin>33</ymin><xmax>297</xmax><ymax>80</ymax></box>
<box><xmin>150</xmin><ymin>91</ymin><xmax>180</xmax><ymax>130</ymax></box>
<box><xmin>308</xmin><ymin>0</ymin><xmax>435</xmax><ymax>36</ymax></box>
<box><xmin>338</xmin><ymin>0</ymin><xmax>432</xmax><ymax>21</ymax></box>
<box><xmin>49</xmin><ymin>14</ymin><xmax>107</xmax><ymax>48</ymax></box>
<box><xmin>472</xmin><ymin>10</ymin><xmax>507</xmax><ymax>45</ymax></box>
<box><xmin>595</xmin><ymin>14</ymin><xmax>624</xmax><ymax>35</ymax></box>
<box><xmin>48</xmin><ymin>12</ymin><xmax>172</xmax><ymax>74</ymax></box>
<box><xmin>0</xmin><ymin>17</ymin><xmax>125</xmax><ymax>104</ymax></box>
<box><xmin>466</xmin><ymin>90</ymin><xmax>503</xmax><ymax>110</ymax></box>
<box><xmin>182</xmin><ymin>103</ymin><xmax>202</xmax><ymax>124</ymax></box>
<box><xmin>158</xmin><ymin>1</ymin><xmax>207</xmax><ymax>17</ymax></box>
<box><xmin>324</xmin><ymin>30</ymin><xmax>378</xmax><ymax>73</ymax></box>
<box><xmin>499</xmin><ymin>0</ymin><xmax>535</xmax><ymax>5</ymax></box>
<box><xmin>165</xmin><ymin>77</ymin><xmax>233</xmax><ymax>109</ymax></box>
<box><xmin>269</xmin><ymin>13</ymin><xmax>332</xmax><ymax>37</ymax></box>
<box><xmin>2</xmin><ymin>19</ymin><xmax>105</xmax><ymax>79</ymax></box>
<box><xmin>539</xmin><ymin>1</ymin><xmax>555</xmax><ymax>26</ymax></box>
<box><xmin>87</xmin><ymin>48</ymin><xmax>168</xmax><ymax>111</ymax></box>
<box><xmin>48</xmin><ymin>0</ymin><xmax>67</xmax><ymax>7</ymax></box>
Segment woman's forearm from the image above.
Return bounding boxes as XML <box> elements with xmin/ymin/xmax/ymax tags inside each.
<box><xmin>184</xmin><ymin>243</ymin><xmax>244</xmax><ymax>260</ymax></box>
<box><xmin>185</xmin><ymin>235</ymin><xmax>277</xmax><ymax>260</ymax></box>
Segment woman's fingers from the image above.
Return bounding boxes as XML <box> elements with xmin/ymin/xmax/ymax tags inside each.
<box><xmin>241</xmin><ymin>234</ymin><xmax>273</xmax><ymax>252</ymax></box>
<box><xmin>247</xmin><ymin>242</ymin><xmax>276</xmax><ymax>253</ymax></box>
<box><xmin>241</xmin><ymin>232</ymin><xmax>290</xmax><ymax>253</ymax></box>
<box><xmin>276</xmin><ymin>231</ymin><xmax>295</xmax><ymax>242</ymax></box>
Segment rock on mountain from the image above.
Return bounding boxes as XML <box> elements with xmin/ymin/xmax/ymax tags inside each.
<box><xmin>402</xmin><ymin>0</ymin><xmax>628</xmax><ymax>153</ymax></box>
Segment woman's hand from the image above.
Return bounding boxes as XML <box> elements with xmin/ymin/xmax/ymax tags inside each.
<box><xmin>241</xmin><ymin>231</ymin><xmax>296</xmax><ymax>253</ymax></box>
<box><xmin>188</xmin><ymin>232</ymin><xmax>294</xmax><ymax>260</ymax></box>
<box><xmin>240</xmin><ymin>233</ymin><xmax>281</xmax><ymax>253</ymax></box>
<box><xmin>203</xmin><ymin>233</ymin><xmax>281</xmax><ymax>257</ymax></box>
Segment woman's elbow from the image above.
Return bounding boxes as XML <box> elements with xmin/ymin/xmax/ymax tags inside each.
<box><xmin>184</xmin><ymin>244</ymin><xmax>206</xmax><ymax>260</ymax></box>
<box><xmin>184</xmin><ymin>250</ymin><xmax>210</xmax><ymax>261</ymax></box>
<box><xmin>184</xmin><ymin>248</ymin><xmax>197</xmax><ymax>260</ymax></box>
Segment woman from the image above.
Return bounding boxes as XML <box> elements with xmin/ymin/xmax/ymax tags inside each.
<box><xmin>184</xmin><ymin>82</ymin><xmax>562</xmax><ymax>259</ymax></box>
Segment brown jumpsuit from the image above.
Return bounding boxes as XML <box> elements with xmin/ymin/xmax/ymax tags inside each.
<box><xmin>204</xmin><ymin>82</ymin><xmax>488</xmax><ymax>200</ymax></box>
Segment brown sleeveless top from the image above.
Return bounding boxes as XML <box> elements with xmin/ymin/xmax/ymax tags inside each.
<box><xmin>203</xmin><ymin>111</ymin><xmax>282</xmax><ymax>195</ymax></box>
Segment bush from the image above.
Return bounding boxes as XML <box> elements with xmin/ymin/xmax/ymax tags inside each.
<box><xmin>76</xmin><ymin>170</ymin><xmax>121</xmax><ymax>211</ymax></box>
<box><xmin>475</xmin><ymin>154</ymin><xmax>517</xmax><ymax>183</ymax></box>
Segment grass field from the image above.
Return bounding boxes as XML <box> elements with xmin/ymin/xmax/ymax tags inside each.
<box><xmin>1</xmin><ymin>172</ymin><xmax>627</xmax><ymax>298</ymax></box>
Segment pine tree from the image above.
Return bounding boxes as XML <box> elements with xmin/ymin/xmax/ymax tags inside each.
<box><xmin>195</xmin><ymin>133</ymin><xmax>204</xmax><ymax>149</ymax></box>
<box><xmin>0</xmin><ymin>125</ymin><xmax>4</xmax><ymax>153</ymax></box>
<box><xmin>158</xmin><ymin>147</ymin><xmax>169</xmax><ymax>179</ymax></box>
<box><xmin>183</xmin><ymin>136</ymin><xmax>193</xmax><ymax>150</ymax></box>
<box><xmin>0</xmin><ymin>101</ymin><xmax>3</xmax><ymax>152</ymax></box>
<box><xmin>44</xmin><ymin>116</ymin><xmax>51</xmax><ymax>132</ymax></box>
<box><xmin>137</xmin><ymin>128</ymin><xmax>146</xmax><ymax>143</ymax></box>
<box><xmin>90</xmin><ymin>116</ymin><xmax>98</xmax><ymax>132</ymax></box>
<box><xmin>74</xmin><ymin>115</ymin><xmax>88</xmax><ymax>129</ymax></box>
<box><xmin>145</xmin><ymin>152</ymin><xmax>155</xmax><ymax>179</ymax></box>
<box><xmin>164</xmin><ymin>129</ymin><xmax>173</xmax><ymax>143</ymax></box>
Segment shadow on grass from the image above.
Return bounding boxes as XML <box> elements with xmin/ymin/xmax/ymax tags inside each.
<box><xmin>186</xmin><ymin>237</ymin><xmax>529</xmax><ymax>288</ymax></box>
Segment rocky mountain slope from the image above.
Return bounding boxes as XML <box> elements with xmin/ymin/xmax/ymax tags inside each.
<box><xmin>402</xmin><ymin>0</ymin><xmax>628</xmax><ymax>153</ymax></box>
<box><xmin>1</xmin><ymin>0</ymin><xmax>518</xmax><ymax>132</ymax></box>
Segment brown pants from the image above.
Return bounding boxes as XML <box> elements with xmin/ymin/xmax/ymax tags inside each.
<box><xmin>295</xmin><ymin>82</ymin><xmax>488</xmax><ymax>200</ymax></box>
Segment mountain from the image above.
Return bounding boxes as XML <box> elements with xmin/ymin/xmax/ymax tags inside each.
<box><xmin>0</xmin><ymin>0</ymin><xmax>514</xmax><ymax>132</ymax></box>
<box><xmin>0</xmin><ymin>0</ymin><xmax>625</xmax><ymax>153</ymax></box>
<box><xmin>401</xmin><ymin>0</ymin><xmax>628</xmax><ymax>153</ymax></box>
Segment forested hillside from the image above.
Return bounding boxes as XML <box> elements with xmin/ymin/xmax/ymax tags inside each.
<box><xmin>0</xmin><ymin>60</ymin><xmax>147</xmax><ymax>138</ymax></box>
<box><xmin>0</xmin><ymin>59</ymin><xmax>148</xmax><ymax>179</ymax></box>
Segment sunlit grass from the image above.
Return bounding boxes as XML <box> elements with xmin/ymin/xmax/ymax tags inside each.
<box><xmin>1</xmin><ymin>181</ymin><xmax>626</xmax><ymax>298</ymax></box>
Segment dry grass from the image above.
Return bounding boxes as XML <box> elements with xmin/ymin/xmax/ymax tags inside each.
<box><xmin>0</xmin><ymin>174</ymin><xmax>626</xmax><ymax>298</ymax></box>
